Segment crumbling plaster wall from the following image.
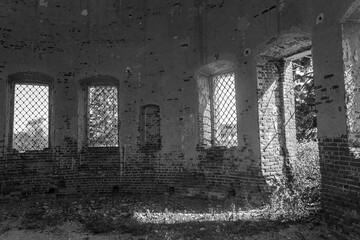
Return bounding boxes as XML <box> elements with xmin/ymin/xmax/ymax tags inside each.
<box><xmin>0</xmin><ymin>0</ymin><xmax>263</xmax><ymax>199</ymax></box>
<box><xmin>0</xmin><ymin>0</ymin><xmax>360</xmax><ymax>237</ymax></box>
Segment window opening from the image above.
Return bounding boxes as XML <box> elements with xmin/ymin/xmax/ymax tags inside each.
<box><xmin>87</xmin><ymin>85</ymin><xmax>118</xmax><ymax>147</ymax></box>
<box><xmin>292</xmin><ymin>55</ymin><xmax>316</xmax><ymax>141</ymax></box>
<box><xmin>12</xmin><ymin>84</ymin><xmax>49</xmax><ymax>151</ymax></box>
<box><xmin>290</xmin><ymin>53</ymin><xmax>320</xmax><ymax>206</ymax></box>
<box><xmin>211</xmin><ymin>72</ymin><xmax>237</xmax><ymax>147</ymax></box>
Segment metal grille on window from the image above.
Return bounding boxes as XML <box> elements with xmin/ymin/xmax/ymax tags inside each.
<box><xmin>13</xmin><ymin>84</ymin><xmax>49</xmax><ymax>152</ymax></box>
<box><xmin>213</xmin><ymin>72</ymin><xmax>238</xmax><ymax>147</ymax></box>
<box><xmin>88</xmin><ymin>86</ymin><xmax>118</xmax><ymax>147</ymax></box>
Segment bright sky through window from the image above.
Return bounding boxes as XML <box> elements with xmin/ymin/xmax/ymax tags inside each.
<box><xmin>213</xmin><ymin>72</ymin><xmax>237</xmax><ymax>147</ymax></box>
<box><xmin>13</xmin><ymin>84</ymin><xmax>49</xmax><ymax>151</ymax></box>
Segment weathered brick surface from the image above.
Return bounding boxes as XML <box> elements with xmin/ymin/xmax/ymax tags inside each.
<box><xmin>257</xmin><ymin>60</ymin><xmax>283</xmax><ymax>179</ymax></box>
<box><xmin>2</xmin><ymin>150</ymin><xmax>53</xmax><ymax>198</ymax></box>
<box><xmin>257</xmin><ymin>59</ymin><xmax>297</xmax><ymax>183</ymax></box>
<box><xmin>318</xmin><ymin>136</ymin><xmax>360</xmax><ymax>239</ymax></box>
<box><xmin>0</xmin><ymin>1</ymin><xmax>359</xmax><ymax>238</ymax></box>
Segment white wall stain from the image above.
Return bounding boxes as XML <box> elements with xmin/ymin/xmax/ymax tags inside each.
<box><xmin>81</xmin><ymin>9</ymin><xmax>88</xmax><ymax>16</ymax></box>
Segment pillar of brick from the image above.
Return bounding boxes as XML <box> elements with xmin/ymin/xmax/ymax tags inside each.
<box><xmin>257</xmin><ymin>58</ymin><xmax>297</xmax><ymax>186</ymax></box>
<box><xmin>257</xmin><ymin>60</ymin><xmax>283</xmax><ymax>179</ymax></box>
<box><xmin>313</xmin><ymin>17</ymin><xmax>358</xmax><ymax>239</ymax></box>
<box><xmin>277</xmin><ymin>60</ymin><xmax>297</xmax><ymax>184</ymax></box>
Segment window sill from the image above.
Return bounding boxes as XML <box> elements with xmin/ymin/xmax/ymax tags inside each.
<box><xmin>9</xmin><ymin>148</ymin><xmax>51</xmax><ymax>154</ymax></box>
<box><xmin>197</xmin><ymin>145</ymin><xmax>237</xmax><ymax>151</ymax></box>
<box><xmin>84</xmin><ymin>147</ymin><xmax>120</xmax><ymax>154</ymax></box>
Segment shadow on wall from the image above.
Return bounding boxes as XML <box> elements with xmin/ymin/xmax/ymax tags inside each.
<box><xmin>318</xmin><ymin>135</ymin><xmax>360</xmax><ymax>238</ymax></box>
<box><xmin>256</xmin><ymin>31</ymin><xmax>312</xmax><ymax>185</ymax></box>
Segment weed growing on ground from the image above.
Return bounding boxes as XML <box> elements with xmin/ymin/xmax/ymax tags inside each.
<box><xmin>266</xmin><ymin>140</ymin><xmax>320</xmax><ymax>220</ymax></box>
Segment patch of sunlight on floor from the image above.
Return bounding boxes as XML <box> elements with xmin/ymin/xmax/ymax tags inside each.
<box><xmin>134</xmin><ymin>208</ymin><xmax>269</xmax><ymax>224</ymax></box>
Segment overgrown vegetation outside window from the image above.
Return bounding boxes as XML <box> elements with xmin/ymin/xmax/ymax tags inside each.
<box><xmin>274</xmin><ymin>55</ymin><xmax>320</xmax><ymax>216</ymax></box>
<box><xmin>292</xmin><ymin>57</ymin><xmax>316</xmax><ymax>142</ymax></box>
<box><xmin>12</xmin><ymin>84</ymin><xmax>49</xmax><ymax>152</ymax></box>
<box><xmin>87</xmin><ymin>85</ymin><xmax>118</xmax><ymax>147</ymax></box>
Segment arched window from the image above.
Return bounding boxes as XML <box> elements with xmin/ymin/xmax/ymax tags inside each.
<box><xmin>79</xmin><ymin>76</ymin><xmax>119</xmax><ymax>148</ymax></box>
<box><xmin>8</xmin><ymin>72</ymin><xmax>54</xmax><ymax>152</ymax></box>
<box><xmin>197</xmin><ymin>61</ymin><xmax>237</xmax><ymax>148</ymax></box>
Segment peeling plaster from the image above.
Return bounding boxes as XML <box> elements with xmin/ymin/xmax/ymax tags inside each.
<box><xmin>0</xmin><ymin>1</ymin><xmax>358</xmax><ymax>238</ymax></box>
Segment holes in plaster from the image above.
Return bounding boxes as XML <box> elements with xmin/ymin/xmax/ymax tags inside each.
<box><xmin>126</xmin><ymin>66</ymin><xmax>132</xmax><ymax>78</ymax></box>
<box><xmin>47</xmin><ymin>188</ymin><xmax>56</xmax><ymax>194</ymax></box>
<box><xmin>168</xmin><ymin>186</ymin><xmax>175</xmax><ymax>195</ymax></box>
<box><xmin>228</xmin><ymin>189</ymin><xmax>236</xmax><ymax>197</ymax></box>
<box><xmin>324</xmin><ymin>74</ymin><xmax>334</xmax><ymax>79</ymax></box>
<box><xmin>112</xmin><ymin>185</ymin><xmax>119</xmax><ymax>193</ymax></box>
<box><xmin>244</xmin><ymin>48</ymin><xmax>251</xmax><ymax>57</ymax></box>
<box><xmin>316</xmin><ymin>13</ymin><xmax>324</xmax><ymax>24</ymax></box>
<box><xmin>254</xmin><ymin>5</ymin><xmax>277</xmax><ymax>18</ymax></box>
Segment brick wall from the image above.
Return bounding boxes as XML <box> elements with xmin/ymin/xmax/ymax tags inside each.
<box><xmin>318</xmin><ymin>136</ymin><xmax>360</xmax><ymax>239</ymax></box>
<box><xmin>2</xmin><ymin>150</ymin><xmax>53</xmax><ymax>198</ymax></box>
<box><xmin>2</xmin><ymin>7</ymin><xmax>360</xmax><ymax>240</ymax></box>
<box><xmin>257</xmin><ymin>58</ymin><xmax>297</xmax><ymax>189</ymax></box>
<box><xmin>312</xmin><ymin>21</ymin><xmax>360</xmax><ymax>239</ymax></box>
<box><xmin>312</xmin><ymin>17</ymin><xmax>360</xmax><ymax>239</ymax></box>
<box><xmin>257</xmin><ymin>60</ymin><xmax>283</xmax><ymax>180</ymax></box>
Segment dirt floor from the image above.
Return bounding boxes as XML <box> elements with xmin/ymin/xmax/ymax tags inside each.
<box><xmin>0</xmin><ymin>194</ymin><xmax>338</xmax><ymax>240</ymax></box>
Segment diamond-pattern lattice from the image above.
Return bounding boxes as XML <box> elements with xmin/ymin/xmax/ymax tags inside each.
<box><xmin>88</xmin><ymin>86</ymin><xmax>118</xmax><ymax>147</ymax></box>
<box><xmin>13</xmin><ymin>84</ymin><xmax>49</xmax><ymax>151</ymax></box>
<box><xmin>213</xmin><ymin>73</ymin><xmax>237</xmax><ymax>147</ymax></box>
